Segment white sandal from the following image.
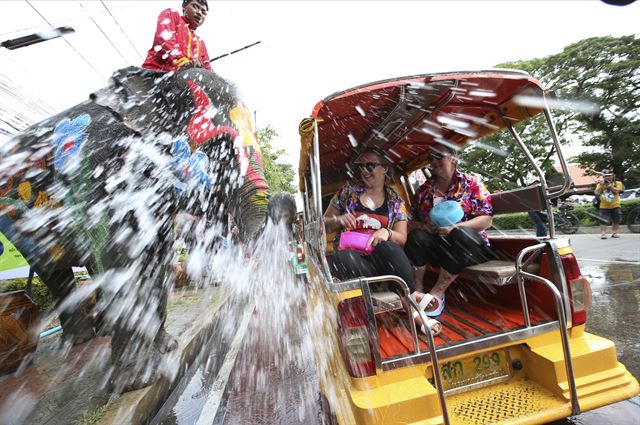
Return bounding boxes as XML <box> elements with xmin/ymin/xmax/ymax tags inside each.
<box><xmin>412</xmin><ymin>311</ymin><xmax>442</xmax><ymax>336</ymax></box>
<box><xmin>417</xmin><ymin>293</ymin><xmax>446</xmax><ymax>317</ymax></box>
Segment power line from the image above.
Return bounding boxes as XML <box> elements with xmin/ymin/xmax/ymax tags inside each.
<box><xmin>0</xmin><ymin>50</ymin><xmax>57</xmax><ymax>114</ymax></box>
<box><xmin>25</xmin><ymin>0</ymin><xmax>107</xmax><ymax>81</ymax></box>
<box><xmin>0</xmin><ymin>24</ymin><xmax>44</xmax><ymax>38</ymax></box>
<box><xmin>100</xmin><ymin>0</ymin><xmax>144</xmax><ymax>61</ymax></box>
<box><xmin>1</xmin><ymin>2</ymin><xmax>140</xmax><ymax>39</ymax></box>
<box><xmin>78</xmin><ymin>1</ymin><xmax>129</xmax><ymax>65</ymax></box>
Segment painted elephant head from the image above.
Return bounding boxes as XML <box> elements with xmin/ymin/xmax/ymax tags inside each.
<box><xmin>0</xmin><ymin>66</ymin><xmax>269</xmax><ymax>391</ymax></box>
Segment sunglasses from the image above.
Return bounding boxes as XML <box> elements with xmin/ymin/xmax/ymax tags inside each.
<box><xmin>427</xmin><ymin>151</ymin><xmax>450</xmax><ymax>161</ymax></box>
<box><xmin>354</xmin><ymin>162</ymin><xmax>383</xmax><ymax>173</ymax></box>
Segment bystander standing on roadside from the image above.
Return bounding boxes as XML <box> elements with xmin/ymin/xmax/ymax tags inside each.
<box><xmin>528</xmin><ymin>211</ymin><xmax>548</xmax><ymax>237</ymax></box>
<box><xmin>594</xmin><ymin>169</ymin><xmax>624</xmax><ymax>239</ymax></box>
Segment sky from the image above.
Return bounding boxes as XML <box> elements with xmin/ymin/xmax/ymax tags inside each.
<box><xmin>1</xmin><ymin>0</ymin><xmax>639</xmax><ymax>168</ymax></box>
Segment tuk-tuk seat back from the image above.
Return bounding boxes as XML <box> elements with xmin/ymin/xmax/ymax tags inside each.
<box><xmin>490</xmin><ymin>184</ymin><xmax>546</xmax><ymax>214</ymax></box>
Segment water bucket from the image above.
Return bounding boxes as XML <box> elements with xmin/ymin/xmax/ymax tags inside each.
<box><xmin>429</xmin><ymin>200</ymin><xmax>464</xmax><ymax>227</ymax></box>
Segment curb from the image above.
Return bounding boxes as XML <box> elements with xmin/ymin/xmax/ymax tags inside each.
<box><xmin>96</xmin><ymin>289</ymin><xmax>231</xmax><ymax>425</ymax></box>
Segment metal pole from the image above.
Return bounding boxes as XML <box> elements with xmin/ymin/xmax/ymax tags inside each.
<box><xmin>515</xmin><ymin>243</ymin><xmax>546</xmax><ymax>327</ymax></box>
<box><xmin>334</xmin><ymin>274</ymin><xmax>450</xmax><ymax>424</ymax></box>
<box><xmin>542</xmin><ymin>95</ymin><xmax>572</xmax><ymax>198</ymax></box>
<box><xmin>503</xmin><ymin>117</ymin><xmax>556</xmax><ymax>238</ymax></box>
<box><xmin>208</xmin><ymin>41</ymin><xmax>261</xmax><ymax>63</ymax></box>
<box><xmin>520</xmin><ymin>271</ymin><xmax>581</xmax><ymax>415</ymax></box>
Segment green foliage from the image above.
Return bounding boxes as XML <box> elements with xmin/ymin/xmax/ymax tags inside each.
<box><xmin>256</xmin><ymin>126</ymin><xmax>296</xmax><ymax>194</ymax></box>
<box><xmin>73</xmin><ymin>404</ymin><xmax>108</xmax><ymax>425</ymax></box>
<box><xmin>0</xmin><ymin>276</ymin><xmax>54</xmax><ymax>312</ymax></box>
<box><xmin>464</xmin><ymin>35</ymin><xmax>640</xmax><ymax>190</ymax></box>
<box><xmin>534</xmin><ymin>35</ymin><xmax>640</xmax><ymax>187</ymax></box>
<box><xmin>491</xmin><ymin>199</ymin><xmax>640</xmax><ymax>230</ymax></box>
<box><xmin>461</xmin><ymin>114</ymin><xmax>561</xmax><ymax>192</ymax></box>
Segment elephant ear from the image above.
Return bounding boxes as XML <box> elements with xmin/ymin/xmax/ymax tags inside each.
<box><xmin>158</xmin><ymin>68</ymin><xmax>240</xmax><ymax>143</ymax></box>
<box><xmin>90</xmin><ymin>66</ymin><xmax>173</xmax><ymax>135</ymax></box>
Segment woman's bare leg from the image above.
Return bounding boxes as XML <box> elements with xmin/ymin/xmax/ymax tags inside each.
<box><xmin>413</xmin><ymin>265</ymin><xmax>426</xmax><ymax>293</ymax></box>
<box><xmin>414</xmin><ymin>268</ymin><xmax>457</xmax><ymax>310</ymax></box>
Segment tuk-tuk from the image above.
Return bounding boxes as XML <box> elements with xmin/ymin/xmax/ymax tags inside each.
<box><xmin>298</xmin><ymin>70</ymin><xmax>639</xmax><ymax>424</ymax></box>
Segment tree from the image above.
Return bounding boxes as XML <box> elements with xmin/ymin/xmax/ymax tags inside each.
<box><xmin>461</xmin><ymin>114</ymin><xmax>561</xmax><ymax>192</ymax></box>
<box><xmin>531</xmin><ymin>35</ymin><xmax>640</xmax><ymax>187</ymax></box>
<box><xmin>463</xmin><ymin>35</ymin><xmax>640</xmax><ymax>190</ymax></box>
<box><xmin>256</xmin><ymin>126</ymin><xmax>296</xmax><ymax>194</ymax></box>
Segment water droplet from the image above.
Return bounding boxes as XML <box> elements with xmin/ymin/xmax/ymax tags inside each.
<box><xmin>160</xmin><ymin>30</ymin><xmax>174</xmax><ymax>41</ymax></box>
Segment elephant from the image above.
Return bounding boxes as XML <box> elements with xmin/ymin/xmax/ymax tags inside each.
<box><xmin>0</xmin><ymin>66</ymin><xmax>270</xmax><ymax>391</ymax></box>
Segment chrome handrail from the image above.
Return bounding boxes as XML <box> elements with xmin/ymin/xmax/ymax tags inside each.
<box><xmin>542</xmin><ymin>96</ymin><xmax>572</xmax><ymax>199</ymax></box>
<box><xmin>514</xmin><ymin>242</ymin><xmax>580</xmax><ymax>416</ymax></box>
<box><xmin>518</xmin><ymin>270</ymin><xmax>581</xmax><ymax>416</ymax></box>
<box><xmin>515</xmin><ymin>243</ymin><xmax>547</xmax><ymax>327</ymax></box>
<box><xmin>502</xmin><ymin>117</ymin><xmax>556</xmax><ymax>239</ymax></box>
<box><xmin>333</xmin><ymin>275</ymin><xmax>451</xmax><ymax>425</ymax></box>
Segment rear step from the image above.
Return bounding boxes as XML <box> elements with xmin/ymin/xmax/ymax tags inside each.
<box><xmin>447</xmin><ymin>378</ymin><xmax>568</xmax><ymax>425</ymax></box>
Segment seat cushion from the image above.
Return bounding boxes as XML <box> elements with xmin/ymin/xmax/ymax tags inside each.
<box><xmin>461</xmin><ymin>260</ymin><xmax>540</xmax><ymax>286</ymax></box>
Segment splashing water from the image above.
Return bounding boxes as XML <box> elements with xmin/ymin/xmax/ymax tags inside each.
<box><xmin>152</xmin><ymin>218</ymin><xmax>339</xmax><ymax>424</ymax></box>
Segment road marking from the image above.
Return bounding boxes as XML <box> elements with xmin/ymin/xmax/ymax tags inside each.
<box><xmin>196</xmin><ymin>302</ymin><xmax>255</xmax><ymax>425</ymax></box>
<box><xmin>580</xmin><ymin>258</ymin><xmax>640</xmax><ymax>265</ymax></box>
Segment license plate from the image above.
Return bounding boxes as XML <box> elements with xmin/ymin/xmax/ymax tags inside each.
<box><xmin>428</xmin><ymin>350</ymin><xmax>511</xmax><ymax>394</ymax></box>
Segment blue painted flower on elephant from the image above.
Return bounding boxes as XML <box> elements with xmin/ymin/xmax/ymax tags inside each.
<box><xmin>171</xmin><ymin>138</ymin><xmax>213</xmax><ymax>193</ymax></box>
<box><xmin>53</xmin><ymin>114</ymin><xmax>91</xmax><ymax>170</ymax></box>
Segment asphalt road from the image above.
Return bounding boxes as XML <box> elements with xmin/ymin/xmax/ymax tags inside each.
<box><xmin>568</xmin><ymin>233</ymin><xmax>640</xmax><ymax>264</ymax></box>
<box><xmin>551</xmin><ymin>233</ymin><xmax>640</xmax><ymax>425</ymax></box>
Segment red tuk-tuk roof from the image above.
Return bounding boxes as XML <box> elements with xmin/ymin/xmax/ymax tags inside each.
<box><xmin>299</xmin><ymin>70</ymin><xmax>548</xmax><ymax>189</ymax></box>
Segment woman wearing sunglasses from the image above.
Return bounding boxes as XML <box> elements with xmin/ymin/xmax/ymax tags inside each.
<box><xmin>324</xmin><ymin>149</ymin><xmax>441</xmax><ymax>336</ymax></box>
<box><xmin>404</xmin><ymin>144</ymin><xmax>494</xmax><ymax>317</ymax></box>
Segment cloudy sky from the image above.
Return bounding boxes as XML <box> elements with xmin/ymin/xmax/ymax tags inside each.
<box><xmin>1</xmin><ymin>0</ymin><xmax>638</xmax><ymax>166</ymax></box>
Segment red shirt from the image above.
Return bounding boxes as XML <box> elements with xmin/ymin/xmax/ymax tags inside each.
<box><xmin>142</xmin><ymin>8</ymin><xmax>212</xmax><ymax>72</ymax></box>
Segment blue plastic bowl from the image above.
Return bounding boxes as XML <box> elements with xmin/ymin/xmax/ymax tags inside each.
<box><xmin>429</xmin><ymin>200</ymin><xmax>464</xmax><ymax>227</ymax></box>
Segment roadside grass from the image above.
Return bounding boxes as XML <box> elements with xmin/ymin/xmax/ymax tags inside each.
<box><xmin>0</xmin><ymin>276</ymin><xmax>54</xmax><ymax>312</ymax></box>
<box><xmin>73</xmin><ymin>404</ymin><xmax>108</xmax><ymax>425</ymax></box>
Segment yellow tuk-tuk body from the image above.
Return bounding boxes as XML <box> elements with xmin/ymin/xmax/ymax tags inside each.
<box><xmin>299</xmin><ymin>71</ymin><xmax>638</xmax><ymax>424</ymax></box>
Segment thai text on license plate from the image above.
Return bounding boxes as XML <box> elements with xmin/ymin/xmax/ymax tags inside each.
<box><xmin>428</xmin><ymin>350</ymin><xmax>511</xmax><ymax>395</ymax></box>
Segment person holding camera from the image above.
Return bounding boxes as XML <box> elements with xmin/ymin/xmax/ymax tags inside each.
<box><xmin>594</xmin><ymin>169</ymin><xmax>624</xmax><ymax>239</ymax></box>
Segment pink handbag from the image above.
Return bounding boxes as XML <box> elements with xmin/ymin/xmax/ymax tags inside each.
<box><xmin>338</xmin><ymin>230</ymin><xmax>375</xmax><ymax>255</ymax></box>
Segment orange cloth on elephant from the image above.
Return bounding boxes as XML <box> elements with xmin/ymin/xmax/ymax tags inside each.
<box><xmin>142</xmin><ymin>8</ymin><xmax>212</xmax><ymax>72</ymax></box>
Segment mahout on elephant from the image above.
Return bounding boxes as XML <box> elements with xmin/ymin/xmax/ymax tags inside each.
<box><xmin>0</xmin><ymin>65</ymin><xmax>269</xmax><ymax>391</ymax></box>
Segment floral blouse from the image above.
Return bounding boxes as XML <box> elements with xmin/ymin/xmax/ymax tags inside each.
<box><xmin>411</xmin><ymin>170</ymin><xmax>493</xmax><ymax>244</ymax></box>
<box><xmin>330</xmin><ymin>182</ymin><xmax>408</xmax><ymax>243</ymax></box>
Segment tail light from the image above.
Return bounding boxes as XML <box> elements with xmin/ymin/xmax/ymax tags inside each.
<box><xmin>337</xmin><ymin>297</ymin><xmax>375</xmax><ymax>378</ymax></box>
<box><xmin>296</xmin><ymin>245</ymin><xmax>305</xmax><ymax>262</ymax></box>
<box><xmin>560</xmin><ymin>253</ymin><xmax>592</xmax><ymax>326</ymax></box>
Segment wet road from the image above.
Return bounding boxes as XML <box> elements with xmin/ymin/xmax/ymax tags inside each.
<box><xmin>152</xmin><ymin>225</ymin><xmax>324</xmax><ymax>425</ymax></box>
<box><xmin>153</xmin><ymin>276</ymin><xmax>321</xmax><ymax>425</ymax></box>
<box><xmin>549</xmin><ymin>233</ymin><xmax>640</xmax><ymax>425</ymax></box>
<box><xmin>154</xmin><ymin>233</ymin><xmax>639</xmax><ymax>425</ymax></box>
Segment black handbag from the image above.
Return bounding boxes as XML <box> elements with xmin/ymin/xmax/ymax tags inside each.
<box><xmin>592</xmin><ymin>196</ymin><xmax>600</xmax><ymax>208</ymax></box>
